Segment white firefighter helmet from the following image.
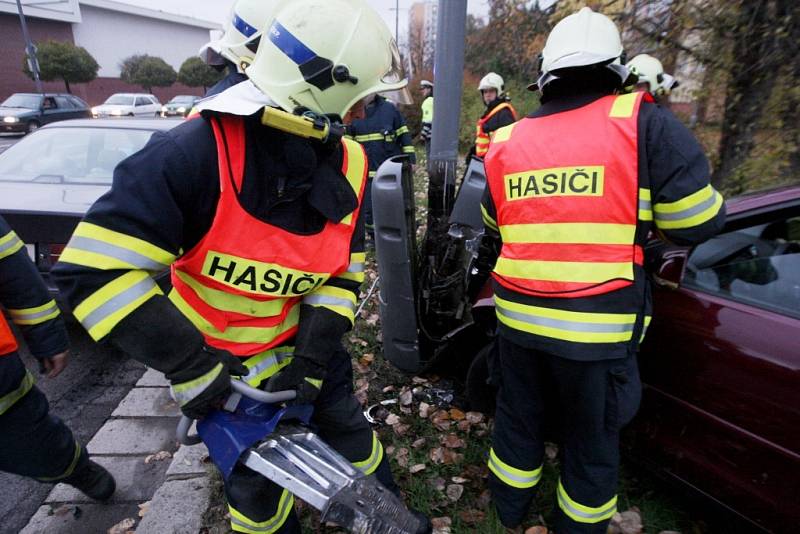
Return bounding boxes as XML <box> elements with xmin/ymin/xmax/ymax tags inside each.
<box><xmin>478</xmin><ymin>72</ymin><xmax>505</xmax><ymax>94</ymax></box>
<box><xmin>246</xmin><ymin>0</ymin><xmax>409</xmax><ymax>119</ymax></box>
<box><xmin>199</xmin><ymin>0</ymin><xmax>281</xmax><ymax>70</ymax></box>
<box><xmin>420</xmin><ymin>80</ymin><xmax>434</xmax><ymax>89</ymax></box>
<box><xmin>628</xmin><ymin>54</ymin><xmax>680</xmax><ymax>95</ymax></box>
<box><xmin>537</xmin><ymin>7</ymin><xmax>627</xmax><ymax>89</ymax></box>
<box><xmin>628</xmin><ymin>54</ymin><xmax>663</xmax><ymax>92</ymax></box>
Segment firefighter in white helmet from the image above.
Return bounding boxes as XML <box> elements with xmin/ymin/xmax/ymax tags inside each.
<box><xmin>479</xmin><ymin>7</ymin><xmax>724</xmax><ymax>533</ymax></box>
<box><xmin>627</xmin><ymin>53</ymin><xmax>680</xmax><ymax>101</ymax></box>
<box><xmin>473</xmin><ymin>72</ymin><xmax>518</xmax><ymax>159</ymax></box>
<box><xmin>54</xmin><ymin>1</ymin><xmax>427</xmax><ymax>532</ymax></box>
<box><xmin>198</xmin><ymin>0</ymin><xmax>281</xmax><ymax>97</ymax></box>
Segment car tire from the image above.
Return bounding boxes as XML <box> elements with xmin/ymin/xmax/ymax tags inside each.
<box><xmin>465</xmin><ymin>343</ymin><xmax>497</xmax><ymax>415</ymax></box>
<box><xmin>26</xmin><ymin>120</ymin><xmax>40</xmax><ymax>134</ymax></box>
<box><xmin>154</xmin><ymin>112</ymin><xmax>160</xmax><ymax>117</ymax></box>
<box><xmin>127</xmin><ymin>113</ymin><xmax>134</xmax><ymax>117</ymax></box>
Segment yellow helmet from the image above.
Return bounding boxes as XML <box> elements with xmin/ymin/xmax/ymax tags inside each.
<box><xmin>247</xmin><ymin>0</ymin><xmax>409</xmax><ymax>118</ymax></box>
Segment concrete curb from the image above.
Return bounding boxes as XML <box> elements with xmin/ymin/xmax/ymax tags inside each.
<box><xmin>20</xmin><ymin>368</ymin><xmax>183</xmax><ymax>534</ymax></box>
<box><xmin>135</xmin><ymin>441</ymin><xmax>214</xmax><ymax>534</ymax></box>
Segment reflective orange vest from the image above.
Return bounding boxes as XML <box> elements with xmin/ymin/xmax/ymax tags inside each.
<box><xmin>485</xmin><ymin>92</ymin><xmax>650</xmax><ymax>298</ymax></box>
<box><xmin>475</xmin><ymin>102</ymin><xmax>517</xmax><ymax>158</ymax></box>
<box><xmin>169</xmin><ymin>115</ymin><xmax>367</xmax><ymax>356</ymax></box>
<box><xmin>0</xmin><ymin>314</ymin><xmax>18</xmax><ymax>356</ymax></box>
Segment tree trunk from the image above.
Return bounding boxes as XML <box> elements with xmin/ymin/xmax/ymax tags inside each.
<box><xmin>712</xmin><ymin>0</ymin><xmax>781</xmax><ymax>189</ymax></box>
<box><xmin>64</xmin><ymin>78</ymin><xmax>71</xmax><ymax>94</ymax></box>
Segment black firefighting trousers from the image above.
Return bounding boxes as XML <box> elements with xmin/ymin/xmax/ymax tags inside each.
<box><xmin>224</xmin><ymin>347</ymin><xmax>398</xmax><ymax>533</ymax></box>
<box><xmin>488</xmin><ymin>336</ymin><xmax>642</xmax><ymax>533</ymax></box>
<box><xmin>0</xmin><ymin>353</ymin><xmax>85</xmax><ymax>482</ymax></box>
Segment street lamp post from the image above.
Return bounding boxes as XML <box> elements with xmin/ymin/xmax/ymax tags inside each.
<box><xmin>15</xmin><ymin>0</ymin><xmax>44</xmax><ymax>94</ymax></box>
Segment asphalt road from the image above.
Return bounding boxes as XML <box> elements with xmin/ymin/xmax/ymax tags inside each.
<box><xmin>0</xmin><ymin>319</ymin><xmax>144</xmax><ymax>534</ymax></box>
<box><xmin>0</xmin><ymin>135</ymin><xmax>21</xmax><ymax>154</ymax></box>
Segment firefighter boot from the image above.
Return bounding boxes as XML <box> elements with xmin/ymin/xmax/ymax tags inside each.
<box><xmin>62</xmin><ymin>459</ymin><xmax>116</xmax><ymax>502</ymax></box>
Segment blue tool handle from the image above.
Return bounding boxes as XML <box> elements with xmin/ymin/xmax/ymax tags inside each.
<box><xmin>176</xmin><ymin>380</ymin><xmax>297</xmax><ymax>445</ymax></box>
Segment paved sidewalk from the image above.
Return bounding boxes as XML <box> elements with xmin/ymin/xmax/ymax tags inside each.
<box><xmin>20</xmin><ymin>369</ymin><xmax>183</xmax><ymax>534</ymax></box>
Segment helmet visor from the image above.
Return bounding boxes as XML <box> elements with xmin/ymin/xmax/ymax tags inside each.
<box><xmin>378</xmin><ymin>40</ymin><xmax>411</xmax><ymax>103</ymax></box>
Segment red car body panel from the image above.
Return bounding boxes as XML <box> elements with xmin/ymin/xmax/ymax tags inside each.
<box><xmin>629</xmin><ymin>185</ymin><xmax>800</xmax><ymax>532</ymax></box>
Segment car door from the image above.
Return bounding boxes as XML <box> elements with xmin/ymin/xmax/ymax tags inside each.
<box><xmin>637</xmin><ymin>201</ymin><xmax>800</xmax><ymax>531</ymax></box>
<box><xmin>134</xmin><ymin>97</ymin><xmax>151</xmax><ymax>116</ymax></box>
<box><xmin>39</xmin><ymin>96</ymin><xmax>61</xmax><ymax>125</ymax></box>
<box><xmin>54</xmin><ymin>96</ymin><xmax>79</xmax><ymax>120</ymax></box>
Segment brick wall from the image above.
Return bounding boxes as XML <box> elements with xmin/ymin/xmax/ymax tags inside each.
<box><xmin>0</xmin><ymin>14</ymin><xmax>204</xmax><ymax>106</ymax></box>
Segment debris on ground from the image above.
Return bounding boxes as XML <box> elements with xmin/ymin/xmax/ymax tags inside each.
<box><xmin>144</xmin><ymin>450</ymin><xmax>172</xmax><ymax>464</ymax></box>
<box><xmin>106</xmin><ymin>517</ymin><xmax>135</xmax><ymax>534</ymax></box>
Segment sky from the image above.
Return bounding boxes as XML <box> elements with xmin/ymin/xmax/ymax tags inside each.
<box><xmin>117</xmin><ymin>0</ymin><xmax>492</xmax><ymax>48</ymax></box>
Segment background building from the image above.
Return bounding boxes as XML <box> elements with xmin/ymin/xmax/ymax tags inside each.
<box><xmin>408</xmin><ymin>1</ymin><xmax>437</xmax><ymax>78</ymax></box>
<box><xmin>0</xmin><ymin>0</ymin><xmax>219</xmax><ymax>104</ymax></box>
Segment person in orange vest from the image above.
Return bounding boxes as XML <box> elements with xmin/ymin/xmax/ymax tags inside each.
<box><xmin>0</xmin><ymin>215</ymin><xmax>115</xmax><ymax>502</ymax></box>
<box><xmin>52</xmin><ymin>2</ymin><xmax>429</xmax><ymax>533</ymax></box>
<box><xmin>472</xmin><ymin>72</ymin><xmax>518</xmax><ymax>159</ymax></box>
<box><xmin>478</xmin><ymin>8</ymin><xmax>725</xmax><ymax>533</ymax></box>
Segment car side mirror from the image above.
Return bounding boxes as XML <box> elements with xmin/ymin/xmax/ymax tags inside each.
<box><xmin>652</xmin><ymin>249</ymin><xmax>688</xmax><ymax>289</ymax></box>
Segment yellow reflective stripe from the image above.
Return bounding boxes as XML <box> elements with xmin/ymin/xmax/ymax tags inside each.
<box><xmin>168</xmin><ymin>289</ymin><xmax>300</xmax><ymax>344</ymax></box>
<box><xmin>491</xmin><ymin>123</ymin><xmax>516</xmax><ymax>144</ymax></box>
<box><xmin>557</xmin><ymin>480</ymin><xmax>617</xmax><ymax>524</ymax></box>
<box><xmin>242</xmin><ymin>347</ymin><xmax>294</xmax><ymax>386</ymax></box>
<box><xmin>499</xmin><ymin>223</ymin><xmax>635</xmax><ymax>245</ymax></box>
<box><xmin>8</xmin><ymin>300</ymin><xmax>60</xmax><ymax>326</ymax></box>
<box><xmin>353</xmin><ymin>133</ymin><xmax>384</xmax><ymax>142</ymax></box>
<box><xmin>341</xmin><ymin>138</ymin><xmax>366</xmax><ymax>225</ymax></box>
<box><xmin>73</xmin><ymin>271</ymin><xmax>162</xmax><ymax>341</ymax></box>
<box><xmin>174</xmin><ymin>271</ymin><xmax>286</xmax><ymax>317</ymax></box>
<box><xmin>37</xmin><ymin>441</ymin><xmax>82</xmax><ymax>481</ymax></box>
<box><xmin>654</xmin><ymin>185</ymin><xmax>723</xmax><ymax>229</ymax></box>
<box><xmin>335</xmin><ymin>271</ymin><xmax>365</xmax><ymax>283</ymax></box>
<box><xmin>494</xmin><ymin>296</ymin><xmax>636</xmax><ymax>343</ymax></box>
<box><xmin>402</xmin><ymin>145</ymin><xmax>416</xmax><ymax>153</ymax></box>
<box><xmin>171</xmin><ymin>363</ymin><xmax>223</xmax><ymax>407</ymax></box>
<box><xmin>0</xmin><ymin>231</ymin><xmax>24</xmax><ymax>260</ymax></box>
<box><xmin>395</xmin><ymin>125</ymin><xmax>409</xmax><ymax>136</ymax></box>
<box><xmin>305</xmin><ymin>377</ymin><xmax>323</xmax><ymax>389</ymax></box>
<box><xmin>64</xmin><ymin>222</ymin><xmax>175</xmax><ymax>268</ymax></box>
<box><xmin>481</xmin><ymin>204</ymin><xmax>498</xmax><ymax>231</ymax></box>
<box><xmin>609</xmin><ymin>93</ymin><xmax>637</xmax><ymax>118</ymax></box>
<box><xmin>350</xmin><ymin>252</ymin><xmax>366</xmax><ymax>263</ymax></box>
<box><xmin>303</xmin><ymin>285</ymin><xmax>357</xmax><ymax>322</ymax></box>
<box><xmin>0</xmin><ymin>369</ymin><xmax>34</xmax><ymax>415</ymax></box>
<box><xmin>494</xmin><ymin>257</ymin><xmax>632</xmax><ymax>284</ymax></box>
<box><xmin>640</xmin><ymin>315</ymin><xmax>652</xmax><ymax>343</ymax></box>
<box><xmin>488</xmin><ymin>448</ymin><xmax>542</xmax><ymax>489</ymax></box>
<box><xmin>229</xmin><ymin>490</ymin><xmax>293</xmax><ymax>533</ymax></box>
<box><xmin>353</xmin><ymin>432</ymin><xmax>384</xmax><ymax>475</ymax></box>
<box><xmin>639</xmin><ymin>188</ymin><xmax>653</xmax><ymax>221</ymax></box>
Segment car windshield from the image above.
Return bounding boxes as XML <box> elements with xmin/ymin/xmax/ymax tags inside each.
<box><xmin>0</xmin><ymin>127</ymin><xmax>155</xmax><ymax>185</ymax></box>
<box><xmin>104</xmin><ymin>95</ymin><xmax>134</xmax><ymax>106</ymax></box>
<box><xmin>2</xmin><ymin>94</ymin><xmax>41</xmax><ymax>109</ymax></box>
<box><xmin>169</xmin><ymin>96</ymin><xmax>195</xmax><ymax>104</ymax></box>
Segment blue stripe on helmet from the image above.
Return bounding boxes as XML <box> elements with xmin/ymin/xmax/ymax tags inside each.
<box><xmin>267</xmin><ymin>20</ymin><xmax>317</xmax><ymax>65</ymax></box>
<box><xmin>232</xmin><ymin>13</ymin><xmax>258</xmax><ymax>38</ymax></box>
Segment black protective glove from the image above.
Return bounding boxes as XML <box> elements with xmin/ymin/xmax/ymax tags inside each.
<box><xmin>265</xmin><ymin>354</ymin><xmax>327</xmax><ymax>405</ymax></box>
<box><xmin>166</xmin><ymin>345</ymin><xmax>248</xmax><ymax>420</ymax></box>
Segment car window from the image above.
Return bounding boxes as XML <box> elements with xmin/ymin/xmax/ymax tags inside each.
<box><xmin>68</xmin><ymin>96</ymin><xmax>88</xmax><ymax>109</ymax></box>
<box><xmin>55</xmin><ymin>96</ymin><xmax>73</xmax><ymax>109</ymax></box>
<box><xmin>0</xmin><ymin>127</ymin><xmax>156</xmax><ymax>185</ymax></box>
<box><xmin>42</xmin><ymin>97</ymin><xmax>57</xmax><ymax>110</ymax></box>
<box><xmin>104</xmin><ymin>95</ymin><xmax>133</xmax><ymax>105</ymax></box>
<box><xmin>2</xmin><ymin>94</ymin><xmax>41</xmax><ymax>109</ymax></box>
<box><xmin>683</xmin><ymin>212</ymin><xmax>800</xmax><ymax>318</ymax></box>
<box><xmin>149</xmin><ymin>96</ymin><xmax>159</xmax><ymax>105</ymax></box>
<box><xmin>135</xmin><ymin>97</ymin><xmax>150</xmax><ymax>107</ymax></box>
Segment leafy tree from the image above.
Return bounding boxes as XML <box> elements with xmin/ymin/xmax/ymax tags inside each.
<box><xmin>177</xmin><ymin>57</ymin><xmax>224</xmax><ymax>90</ymax></box>
<box><xmin>22</xmin><ymin>40</ymin><xmax>98</xmax><ymax>93</ymax></box>
<box><xmin>120</xmin><ymin>54</ymin><xmax>177</xmax><ymax>93</ymax></box>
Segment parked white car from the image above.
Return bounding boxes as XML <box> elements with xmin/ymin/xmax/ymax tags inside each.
<box><xmin>92</xmin><ymin>93</ymin><xmax>161</xmax><ymax>118</ymax></box>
